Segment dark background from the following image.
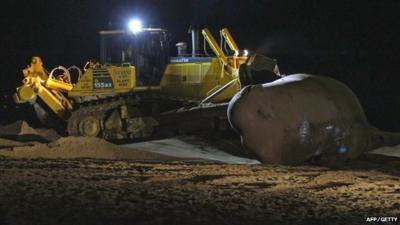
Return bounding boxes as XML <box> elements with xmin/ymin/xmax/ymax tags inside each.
<box><xmin>1</xmin><ymin>0</ymin><xmax>400</xmax><ymax>131</ymax></box>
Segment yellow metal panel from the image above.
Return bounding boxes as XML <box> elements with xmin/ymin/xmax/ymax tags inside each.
<box><xmin>160</xmin><ymin>57</ymin><xmax>239</xmax><ymax>102</ymax></box>
<box><xmin>37</xmin><ymin>86</ymin><xmax>68</xmax><ymax>119</ymax></box>
<box><xmin>186</xmin><ymin>64</ymin><xmax>202</xmax><ymax>83</ymax></box>
<box><xmin>69</xmin><ymin>69</ymin><xmax>94</xmax><ymax>96</ymax></box>
<box><xmin>68</xmin><ymin>65</ymin><xmax>136</xmax><ymax>97</ymax></box>
<box><xmin>161</xmin><ymin>63</ymin><xmax>201</xmax><ymax>98</ymax></box>
<box><xmin>165</xmin><ymin>64</ymin><xmax>184</xmax><ymax>84</ymax></box>
<box><xmin>201</xmin><ymin>64</ymin><xmax>211</xmax><ymax>80</ymax></box>
<box><xmin>109</xmin><ymin>66</ymin><xmax>136</xmax><ymax>90</ymax></box>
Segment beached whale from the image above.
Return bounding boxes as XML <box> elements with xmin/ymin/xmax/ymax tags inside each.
<box><xmin>228</xmin><ymin>74</ymin><xmax>400</xmax><ymax>165</ymax></box>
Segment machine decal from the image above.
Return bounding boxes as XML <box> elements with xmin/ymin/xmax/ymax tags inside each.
<box><xmin>115</xmin><ymin>70</ymin><xmax>131</xmax><ymax>87</ymax></box>
<box><xmin>93</xmin><ymin>69</ymin><xmax>114</xmax><ymax>89</ymax></box>
<box><xmin>170</xmin><ymin>57</ymin><xmax>213</xmax><ymax>64</ymax></box>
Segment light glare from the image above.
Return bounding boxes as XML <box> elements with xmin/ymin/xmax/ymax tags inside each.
<box><xmin>128</xmin><ymin>19</ymin><xmax>142</xmax><ymax>33</ymax></box>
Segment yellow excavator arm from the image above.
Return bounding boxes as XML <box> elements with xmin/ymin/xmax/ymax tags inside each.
<box><xmin>219</xmin><ymin>28</ymin><xmax>240</xmax><ymax>54</ymax></box>
<box><xmin>198</xmin><ymin>28</ymin><xmax>253</xmax><ymax>103</ymax></box>
<box><xmin>201</xmin><ymin>28</ymin><xmax>229</xmax><ymax>66</ymax></box>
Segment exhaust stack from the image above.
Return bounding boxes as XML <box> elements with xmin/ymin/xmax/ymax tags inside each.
<box><xmin>190</xmin><ymin>28</ymin><xmax>199</xmax><ymax>57</ymax></box>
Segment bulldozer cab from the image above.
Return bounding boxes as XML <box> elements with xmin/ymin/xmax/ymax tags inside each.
<box><xmin>99</xmin><ymin>29</ymin><xmax>169</xmax><ymax>86</ymax></box>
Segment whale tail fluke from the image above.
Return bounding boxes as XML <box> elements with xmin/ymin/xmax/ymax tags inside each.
<box><xmin>367</xmin><ymin>127</ymin><xmax>400</xmax><ymax>151</ymax></box>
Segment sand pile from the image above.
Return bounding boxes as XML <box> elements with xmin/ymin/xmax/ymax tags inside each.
<box><xmin>0</xmin><ymin>136</ymin><xmax>180</xmax><ymax>161</ymax></box>
<box><xmin>0</xmin><ymin>120</ymin><xmax>38</xmax><ymax>136</ymax></box>
<box><xmin>0</xmin><ymin>121</ymin><xmax>194</xmax><ymax>161</ymax></box>
<box><xmin>0</xmin><ymin>137</ymin><xmax>32</xmax><ymax>148</ymax></box>
<box><xmin>0</xmin><ymin>120</ymin><xmax>60</xmax><ymax>142</ymax></box>
<box><xmin>34</xmin><ymin>127</ymin><xmax>61</xmax><ymax>142</ymax></box>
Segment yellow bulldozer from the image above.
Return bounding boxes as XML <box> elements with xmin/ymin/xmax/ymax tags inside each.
<box><xmin>14</xmin><ymin>25</ymin><xmax>280</xmax><ymax>141</ymax></box>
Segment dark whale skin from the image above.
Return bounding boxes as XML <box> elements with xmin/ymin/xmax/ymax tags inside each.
<box><xmin>228</xmin><ymin>74</ymin><xmax>396</xmax><ymax>165</ymax></box>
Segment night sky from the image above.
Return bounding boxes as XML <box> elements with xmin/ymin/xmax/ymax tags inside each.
<box><xmin>2</xmin><ymin>0</ymin><xmax>400</xmax><ymax>130</ymax></box>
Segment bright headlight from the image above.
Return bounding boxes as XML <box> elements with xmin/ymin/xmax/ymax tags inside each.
<box><xmin>128</xmin><ymin>19</ymin><xmax>142</xmax><ymax>33</ymax></box>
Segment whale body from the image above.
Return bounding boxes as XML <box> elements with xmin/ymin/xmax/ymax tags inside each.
<box><xmin>228</xmin><ymin>74</ymin><xmax>400</xmax><ymax>165</ymax></box>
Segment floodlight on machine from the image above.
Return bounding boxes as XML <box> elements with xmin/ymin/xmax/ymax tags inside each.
<box><xmin>128</xmin><ymin>19</ymin><xmax>142</xmax><ymax>33</ymax></box>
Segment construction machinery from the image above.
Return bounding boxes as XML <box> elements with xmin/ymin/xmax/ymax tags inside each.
<box><xmin>14</xmin><ymin>25</ymin><xmax>279</xmax><ymax>141</ymax></box>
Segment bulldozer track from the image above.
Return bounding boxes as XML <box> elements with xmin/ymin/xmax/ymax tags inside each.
<box><xmin>67</xmin><ymin>91</ymin><xmax>230</xmax><ymax>141</ymax></box>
